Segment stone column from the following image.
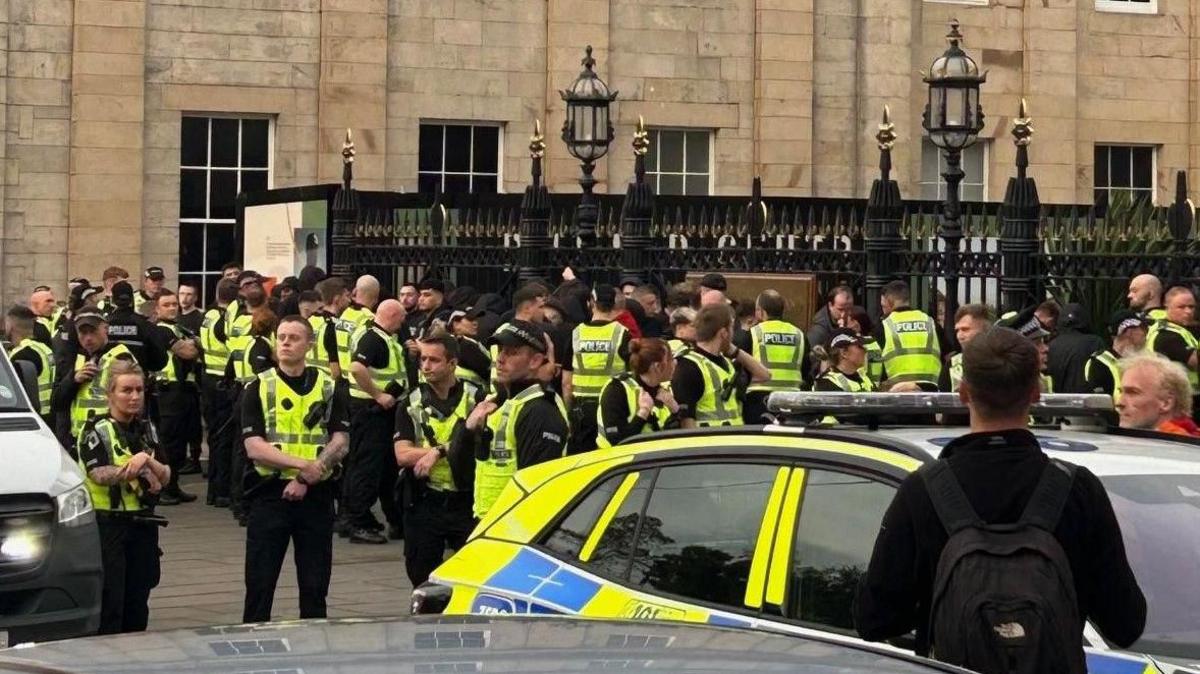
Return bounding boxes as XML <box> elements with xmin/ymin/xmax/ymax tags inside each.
<box><xmin>68</xmin><ymin>0</ymin><xmax>148</xmax><ymax>279</ymax></box>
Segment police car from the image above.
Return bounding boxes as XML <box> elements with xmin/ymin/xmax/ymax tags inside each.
<box><xmin>412</xmin><ymin>393</ymin><xmax>1200</xmax><ymax>674</ymax></box>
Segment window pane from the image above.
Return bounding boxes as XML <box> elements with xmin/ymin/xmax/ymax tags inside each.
<box><xmin>658</xmin><ymin>131</ymin><xmax>684</xmax><ymax>172</ymax></box>
<box><xmin>542</xmin><ymin>474</ymin><xmax>624</xmax><ymax>560</ymax></box>
<box><xmin>419</xmin><ymin>125</ymin><xmax>443</xmax><ymax>172</ymax></box>
<box><xmin>1095</xmin><ymin>189</ymin><xmax>1109</xmax><ymax>211</ymax></box>
<box><xmin>210</xmin><ymin>170</ymin><xmax>238</xmax><ymax>220</ymax></box>
<box><xmin>241</xmin><ymin>119</ymin><xmax>270</xmax><ymax>169</ymax></box>
<box><xmin>921</xmin><ymin>140</ymin><xmax>940</xmax><ymax>184</ymax></box>
<box><xmin>588</xmin><ymin>478</ymin><xmax>651</xmax><ymax>580</ymax></box>
<box><xmin>206</xmin><ymin>224</ymin><xmax>237</xmax><ymax>272</ymax></box>
<box><xmin>684</xmin><ymin>175</ymin><xmax>709</xmax><ymax>196</ymax></box>
<box><xmin>181</xmin><ymin>117</ymin><xmax>208</xmax><ymax>167</ymax></box>
<box><xmin>444</xmin><ymin>125</ymin><xmax>472</xmax><ymax>172</ymax></box>
<box><xmin>658</xmin><ymin>174</ymin><xmax>684</xmax><ymax>196</ymax></box>
<box><xmin>628</xmin><ymin>463</ymin><xmax>779</xmax><ymax>608</ymax></box>
<box><xmin>472</xmin><ymin>175</ymin><xmax>497</xmax><ymax>194</ymax></box>
<box><xmin>962</xmin><ymin>183</ymin><xmax>984</xmax><ymax>202</ymax></box>
<box><xmin>646</xmin><ymin>132</ymin><xmax>660</xmax><ymax>173</ymax></box>
<box><xmin>1132</xmin><ymin>147</ymin><xmax>1153</xmax><ymax>189</ymax></box>
<box><xmin>685</xmin><ymin>132</ymin><xmax>709</xmax><ymax>173</ymax></box>
<box><xmin>473</xmin><ymin>126</ymin><xmax>499</xmax><ymax>173</ymax></box>
<box><xmin>443</xmin><ymin>174</ymin><xmax>470</xmax><ymax>194</ymax></box>
<box><xmin>789</xmin><ymin>470</ymin><xmax>895</xmax><ymax>630</ymax></box>
<box><xmin>211</xmin><ymin>118</ymin><xmax>240</xmax><ymax>167</ymax></box>
<box><xmin>241</xmin><ymin>169</ymin><xmax>268</xmax><ymax>196</ymax></box>
<box><xmin>1110</xmin><ymin>146</ymin><xmax>1131</xmax><ymax>187</ymax></box>
<box><xmin>179</xmin><ymin>222</ymin><xmax>205</xmax><ymax>272</ymax></box>
<box><xmin>964</xmin><ymin>144</ymin><xmax>985</xmax><ymax>186</ymax></box>
<box><xmin>1094</xmin><ymin>146</ymin><xmax>1109</xmax><ymax>188</ymax></box>
<box><xmin>418</xmin><ymin>172</ymin><xmax>442</xmax><ymax>194</ymax></box>
<box><xmin>180</xmin><ymin>169</ymin><xmax>207</xmax><ymax>219</ymax></box>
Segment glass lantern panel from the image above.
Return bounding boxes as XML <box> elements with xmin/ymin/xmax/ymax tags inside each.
<box><xmin>597</xmin><ymin>105</ymin><xmax>610</xmax><ymax>144</ymax></box>
<box><xmin>930</xmin><ymin>88</ymin><xmax>946</xmax><ymax>129</ymax></box>
<box><xmin>967</xmin><ymin>88</ymin><xmax>979</xmax><ymax>128</ymax></box>
<box><xmin>945</xmin><ymin>89</ymin><xmax>965</xmax><ymax>127</ymax></box>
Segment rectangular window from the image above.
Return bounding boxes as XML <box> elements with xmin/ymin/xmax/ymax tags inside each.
<box><xmin>646</xmin><ymin>129</ymin><xmax>712</xmax><ymax>196</ymax></box>
<box><xmin>920</xmin><ymin>139</ymin><xmax>987</xmax><ymax>202</ymax></box>
<box><xmin>179</xmin><ymin>116</ymin><xmax>271</xmax><ymax>304</ymax></box>
<box><xmin>1095</xmin><ymin>0</ymin><xmax>1157</xmax><ymax>14</ymax></box>
<box><xmin>418</xmin><ymin>123</ymin><xmax>502</xmax><ymax>195</ymax></box>
<box><xmin>1094</xmin><ymin>144</ymin><xmax>1155</xmax><ymax>210</ymax></box>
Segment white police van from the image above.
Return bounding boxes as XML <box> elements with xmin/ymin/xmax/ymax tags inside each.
<box><xmin>0</xmin><ymin>349</ymin><xmax>101</xmax><ymax>646</ymax></box>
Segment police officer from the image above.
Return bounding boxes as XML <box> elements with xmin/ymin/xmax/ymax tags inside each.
<box><xmin>814</xmin><ymin>329</ymin><xmax>876</xmax><ymax>393</ymax></box>
<box><xmin>840</xmin><ymin>306</ymin><xmax>883</xmax><ymax>385</ymax></box>
<box><xmin>596</xmin><ymin>337</ymin><xmax>677</xmax><ymax>448</ymax></box>
<box><xmin>465</xmin><ymin>320</ymin><xmax>569</xmax><ymax>521</ymax></box>
<box><xmin>5</xmin><ymin>305</ymin><xmax>56</xmax><ymax>426</ymax></box>
<box><xmin>341</xmin><ymin>274</ymin><xmax>380</xmax><ymax>333</ymax></box>
<box><xmin>104</xmin><ymin>281</ymin><xmax>168</xmax><ymax>373</ymax></box>
<box><xmin>939</xmin><ymin>303</ymin><xmax>995</xmax><ymax>393</ymax></box>
<box><xmin>341</xmin><ymin>299</ymin><xmax>408</xmax><ymax>544</ymax></box>
<box><xmin>309</xmin><ymin>276</ymin><xmax>352</xmax><ymax>379</ymax></box>
<box><xmin>876</xmin><ymin>280</ymin><xmax>944</xmax><ymax>391</ymax></box>
<box><xmin>1147</xmin><ymin>286</ymin><xmax>1199</xmax><ymax>419</ymax></box>
<box><xmin>137</xmin><ymin>266</ymin><xmax>165</xmax><ymax>317</ymax></box>
<box><xmin>242</xmin><ymin>315</ymin><xmax>350</xmax><ymax>623</ymax></box>
<box><xmin>77</xmin><ymin>359</ymin><xmax>169</xmax><ymax>634</ymax></box>
<box><xmin>448</xmin><ymin>307</ymin><xmax>493</xmax><ymax>391</ymax></box>
<box><xmin>1127</xmin><ymin>273</ymin><xmax>1167</xmax><ymax>324</ymax></box>
<box><xmin>201</xmin><ymin>278</ymin><xmax>238</xmax><ymax>507</ymax></box>
<box><xmin>96</xmin><ymin>266</ymin><xmax>130</xmax><ymax>316</ymax></box>
<box><xmin>741</xmin><ymin>290</ymin><xmax>809</xmax><ymax>424</ymax></box>
<box><xmin>29</xmin><ymin>285</ymin><xmax>61</xmax><ymax>346</ymax></box>
<box><xmin>150</xmin><ymin>290</ymin><xmax>201</xmax><ymax>505</ymax></box>
<box><xmin>394</xmin><ymin>334</ymin><xmax>484</xmax><ymax>585</ymax></box>
<box><xmin>226</xmin><ymin>271</ymin><xmax>267</xmax><ymax>371</ymax></box>
<box><xmin>1086</xmin><ymin>310</ymin><xmax>1149</xmax><ymax>404</ymax></box>
<box><xmin>564</xmin><ymin>284</ymin><xmax>631</xmax><ymax>454</ymax></box>
<box><xmin>225</xmin><ymin>274</ymin><xmax>272</xmax><ymax>524</ymax></box>
<box><xmin>51</xmin><ymin>308</ymin><xmax>136</xmax><ymax>455</ymax></box>
<box><xmin>671</xmin><ymin>305</ymin><xmax>772</xmax><ymax>429</ymax></box>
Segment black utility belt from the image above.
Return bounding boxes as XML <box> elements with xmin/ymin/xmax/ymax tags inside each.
<box><xmin>420</xmin><ymin>487</ymin><xmax>470</xmax><ymax>504</ymax></box>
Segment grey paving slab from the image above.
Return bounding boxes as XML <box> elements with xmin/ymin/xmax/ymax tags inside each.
<box><xmin>145</xmin><ymin>475</ymin><xmax>414</xmax><ymax>630</ymax></box>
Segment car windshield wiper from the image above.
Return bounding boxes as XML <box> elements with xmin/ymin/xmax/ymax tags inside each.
<box><xmin>0</xmin><ymin>405</ymin><xmax>33</xmax><ymax>413</ymax></box>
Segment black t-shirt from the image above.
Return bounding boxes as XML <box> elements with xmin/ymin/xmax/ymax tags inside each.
<box><xmin>178</xmin><ymin>308</ymin><xmax>204</xmax><ymax>336</ymax></box>
<box><xmin>241</xmin><ymin>367</ymin><xmax>350</xmax><ymax>440</ymax></box>
<box><xmin>599</xmin><ymin>374</ymin><xmax>674</xmax><ymax>444</ymax></box>
<box><xmin>854</xmin><ymin>430</ymin><xmax>1146</xmax><ymax>654</ymax></box>
<box><xmin>353</xmin><ymin>323</ymin><xmax>391</xmax><ymax>369</ymax></box>
<box><xmin>152</xmin><ymin>321</ymin><xmax>191</xmax><ymax>383</ymax></box>
<box><xmin>393</xmin><ymin>380</ymin><xmax>485</xmax><ymax>444</ymax></box>
<box><xmin>1151</xmin><ymin>328</ymin><xmax>1195</xmax><ymax>368</ymax></box>
<box><xmin>312</xmin><ymin>310</ymin><xmax>340</xmax><ymax>365</ymax></box>
<box><xmin>671</xmin><ymin>346</ymin><xmax>733</xmax><ymax>422</ymax></box>
<box><xmin>33</xmin><ymin>321</ymin><xmax>53</xmax><ymax>348</ymax></box>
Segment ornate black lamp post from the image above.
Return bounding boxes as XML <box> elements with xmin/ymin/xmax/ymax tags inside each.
<box><xmin>560</xmin><ymin>45</ymin><xmax>618</xmax><ymax>247</ymax></box>
<box><xmin>923</xmin><ymin>19</ymin><xmax>986</xmax><ymax>329</ymax></box>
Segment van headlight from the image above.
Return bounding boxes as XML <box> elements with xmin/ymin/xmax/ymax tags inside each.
<box><xmin>56</xmin><ymin>484</ymin><xmax>94</xmax><ymax>527</ymax></box>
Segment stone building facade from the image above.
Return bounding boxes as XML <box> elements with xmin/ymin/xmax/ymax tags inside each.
<box><xmin>0</xmin><ymin>0</ymin><xmax>1197</xmax><ymax>302</ymax></box>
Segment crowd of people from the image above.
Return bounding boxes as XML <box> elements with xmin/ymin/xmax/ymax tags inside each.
<box><xmin>1</xmin><ymin>263</ymin><xmax>1191</xmax><ymax>642</ymax></box>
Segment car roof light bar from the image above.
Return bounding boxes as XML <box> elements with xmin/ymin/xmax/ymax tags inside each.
<box><xmin>766</xmin><ymin>392</ymin><xmax>1115</xmax><ymax>417</ymax></box>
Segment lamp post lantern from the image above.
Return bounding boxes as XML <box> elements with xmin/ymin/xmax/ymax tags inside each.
<box><xmin>560</xmin><ymin>45</ymin><xmax>618</xmax><ymax>247</ymax></box>
<box><xmin>923</xmin><ymin>18</ymin><xmax>986</xmax><ymax>330</ymax></box>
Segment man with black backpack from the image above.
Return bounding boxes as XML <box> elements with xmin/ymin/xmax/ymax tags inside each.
<box><xmin>853</xmin><ymin>326</ymin><xmax>1146</xmax><ymax>674</ymax></box>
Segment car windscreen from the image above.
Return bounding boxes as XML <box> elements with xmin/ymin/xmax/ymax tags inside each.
<box><xmin>0</xmin><ymin>355</ymin><xmax>31</xmax><ymax>412</ymax></box>
<box><xmin>1101</xmin><ymin>473</ymin><xmax>1200</xmax><ymax>660</ymax></box>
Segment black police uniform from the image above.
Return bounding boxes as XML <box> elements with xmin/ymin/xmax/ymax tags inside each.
<box><xmin>152</xmin><ymin>319</ymin><xmax>201</xmax><ymax>500</ymax></box>
<box><xmin>77</xmin><ymin>415</ymin><xmax>164</xmax><ymax>634</ymax></box>
<box><xmin>202</xmin><ymin>304</ymin><xmax>234</xmax><ymax>503</ymax></box>
<box><xmin>393</xmin><ymin>380</ymin><xmax>485</xmax><ymax>585</ymax></box>
<box><xmin>240</xmin><ymin>366</ymin><xmax>350</xmax><ymax>623</ymax></box>
<box><xmin>227</xmin><ymin>335</ymin><xmax>276</xmax><ymax>522</ymax></box>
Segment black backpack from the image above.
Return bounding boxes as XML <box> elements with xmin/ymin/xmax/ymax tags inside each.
<box><xmin>922</xmin><ymin>459</ymin><xmax>1087</xmax><ymax>674</ymax></box>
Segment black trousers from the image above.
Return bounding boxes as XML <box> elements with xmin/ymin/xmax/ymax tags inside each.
<box><xmin>230</xmin><ymin>389</ymin><xmax>248</xmax><ymax>512</ymax></box>
<box><xmin>243</xmin><ymin>483</ymin><xmax>334</xmax><ymax>623</ymax></box>
<box><xmin>568</xmin><ymin>398</ymin><xmax>599</xmax><ymax>456</ymax></box>
<box><xmin>158</xmin><ymin>384</ymin><xmax>199</xmax><ymax>493</ymax></box>
<box><xmin>202</xmin><ymin>375</ymin><xmax>235</xmax><ymax>499</ymax></box>
<box><xmin>340</xmin><ymin>402</ymin><xmax>398</xmax><ymax>529</ymax></box>
<box><xmin>97</xmin><ymin>515</ymin><xmax>161</xmax><ymax>634</ymax></box>
<box><xmin>402</xmin><ymin>488</ymin><xmax>474</xmax><ymax>586</ymax></box>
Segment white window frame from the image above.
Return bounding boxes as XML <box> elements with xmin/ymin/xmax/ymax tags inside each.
<box><xmin>417</xmin><ymin>120</ymin><xmax>505</xmax><ymax>194</ymax></box>
<box><xmin>1093</xmin><ymin>143</ymin><xmax>1157</xmax><ymax>207</ymax></box>
<box><xmin>645</xmin><ymin>127</ymin><xmax>714</xmax><ymax>196</ymax></box>
<box><xmin>1095</xmin><ymin>0</ymin><xmax>1157</xmax><ymax>15</ymax></box>
<box><xmin>919</xmin><ymin>138</ymin><xmax>989</xmax><ymax>202</ymax></box>
<box><xmin>179</xmin><ymin>113</ymin><xmax>275</xmax><ymax>301</ymax></box>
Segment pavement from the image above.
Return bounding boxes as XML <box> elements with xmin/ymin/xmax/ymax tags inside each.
<box><xmin>147</xmin><ymin>474</ymin><xmax>413</xmax><ymax>631</ymax></box>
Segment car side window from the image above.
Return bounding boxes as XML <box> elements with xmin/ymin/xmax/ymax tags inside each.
<box><xmin>787</xmin><ymin>469</ymin><xmax>896</xmax><ymax>630</ymax></box>
<box><xmin>625</xmin><ymin>463</ymin><xmax>780</xmax><ymax>608</ymax></box>
<box><xmin>540</xmin><ymin>473</ymin><xmax>626</xmax><ymax>560</ymax></box>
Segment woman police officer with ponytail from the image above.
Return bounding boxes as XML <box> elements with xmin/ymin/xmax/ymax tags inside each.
<box><xmin>596</xmin><ymin>338</ymin><xmax>680</xmax><ymax>448</ymax></box>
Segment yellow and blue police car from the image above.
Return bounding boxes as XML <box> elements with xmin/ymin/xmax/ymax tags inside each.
<box><xmin>414</xmin><ymin>393</ymin><xmax>1199</xmax><ymax>674</ymax></box>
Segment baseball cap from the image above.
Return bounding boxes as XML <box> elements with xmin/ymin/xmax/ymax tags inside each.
<box><xmin>449</xmin><ymin>306</ymin><xmax>486</xmax><ymax>324</ymax></box>
<box><xmin>80</xmin><ymin>286</ymin><xmax>103</xmax><ymax>303</ymax></box>
<box><xmin>74</xmin><ymin>307</ymin><xmax>106</xmax><ymax>328</ymax></box>
<box><xmin>999</xmin><ymin>306</ymin><xmax>1051</xmax><ymax>341</ymax></box>
<box><xmin>700</xmin><ymin>273</ymin><xmax>727</xmax><ymax>292</ymax></box>
<box><xmin>488</xmin><ymin>319</ymin><xmax>548</xmax><ymax>354</ymax></box>
<box><xmin>144</xmin><ymin>266</ymin><xmax>165</xmax><ymax>280</ymax></box>
<box><xmin>826</xmin><ymin>328</ymin><xmax>866</xmax><ymax>351</ymax></box>
<box><xmin>68</xmin><ymin>276</ymin><xmax>89</xmax><ymax>288</ymax></box>
<box><xmin>111</xmin><ymin>281</ymin><xmax>134</xmax><ymax>307</ymax></box>
<box><xmin>1109</xmin><ymin>310</ymin><xmax>1149</xmax><ymax>337</ymax></box>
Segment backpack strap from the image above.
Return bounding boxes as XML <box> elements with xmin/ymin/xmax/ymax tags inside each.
<box><xmin>1019</xmin><ymin>459</ymin><xmax>1076</xmax><ymax>532</ymax></box>
<box><xmin>921</xmin><ymin>460</ymin><xmax>982</xmax><ymax>535</ymax></box>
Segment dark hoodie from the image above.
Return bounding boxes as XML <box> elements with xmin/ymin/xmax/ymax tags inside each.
<box><xmin>1047</xmin><ymin>303</ymin><xmax>1106</xmax><ymax>394</ymax></box>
